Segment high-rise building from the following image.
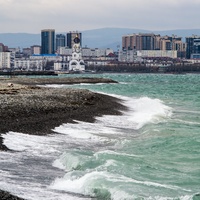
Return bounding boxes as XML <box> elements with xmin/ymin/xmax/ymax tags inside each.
<box><xmin>141</xmin><ymin>34</ymin><xmax>155</xmax><ymax>50</ymax></box>
<box><xmin>122</xmin><ymin>33</ymin><xmax>157</xmax><ymax>51</ymax></box>
<box><xmin>41</xmin><ymin>29</ymin><xmax>55</xmax><ymax>54</ymax></box>
<box><xmin>122</xmin><ymin>33</ymin><xmax>186</xmax><ymax>58</ymax></box>
<box><xmin>122</xmin><ymin>34</ymin><xmax>142</xmax><ymax>50</ymax></box>
<box><xmin>56</xmin><ymin>34</ymin><xmax>66</xmax><ymax>51</ymax></box>
<box><xmin>186</xmin><ymin>35</ymin><xmax>200</xmax><ymax>59</ymax></box>
<box><xmin>67</xmin><ymin>31</ymin><xmax>82</xmax><ymax>48</ymax></box>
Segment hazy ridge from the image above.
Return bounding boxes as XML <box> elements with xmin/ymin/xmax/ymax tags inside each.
<box><xmin>0</xmin><ymin>28</ymin><xmax>200</xmax><ymax>50</ymax></box>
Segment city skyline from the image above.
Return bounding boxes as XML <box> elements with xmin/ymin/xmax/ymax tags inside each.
<box><xmin>0</xmin><ymin>0</ymin><xmax>200</xmax><ymax>33</ymax></box>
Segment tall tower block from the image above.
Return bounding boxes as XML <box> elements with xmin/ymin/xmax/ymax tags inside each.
<box><xmin>41</xmin><ymin>29</ymin><xmax>55</xmax><ymax>54</ymax></box>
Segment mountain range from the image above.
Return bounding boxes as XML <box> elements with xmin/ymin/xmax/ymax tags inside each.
<box><xmin>0</xmin><ymin>28</ymin><xmax>200</xmax><ymax>51</ymax></box>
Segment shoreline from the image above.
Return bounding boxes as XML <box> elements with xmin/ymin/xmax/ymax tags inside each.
<box><xmin>0</xmin><ymin>76</ymin><xmax>118</xmax><ymax>85</ymax></box>
<box><xmin>0</xmin><ymin>77</ymin><xmax>126</xmax><ymax>199</ymax></box>
<box><xmin>0</xmin><ymin>77</ymin><xmax>126</xmax><ymax>151</ymax></box>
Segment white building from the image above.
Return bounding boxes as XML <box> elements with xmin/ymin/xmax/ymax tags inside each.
<box><xmin>59</xmin><ymin>47</ymin><xmax>114</xmax><ymax>58</ymax></box>
<box><xmin>0</xmin><ymin>52</ymin><xmax>15</xmax><ymax>69</ymax></box>
<box><xmin>84</xmin><ymin>48</ymin><xmax>114</xmax><ymax>57</ymax></box>
<box><xmin>118</xmin><ymin>50</ymin><xmax>141</xmax><ymax>62</ymax></box>
<box><xmin>30</xmin><ymin>54</ymin><xmax>62</xmax><ymax>62</ymax></box>
<box><xmin>118</xmin><ymin>50</ymin><xmax>177</xmax><ymax>62</ymax></box>
<box><xmin>137</xmin><ymin>50</ymin><xmax>177</xmax><ymax>58</ymax></box>
<box><xmin>14</xmin><ymin>58</ymin><xmax>45</xmax><ymax>71</ymax></box>
<box><xmin>58</xmin><ymin>47</ymin><xmax>72</xmax><ymax>55</ymax></box>
<box><xmin>82</xmin><ymin>48</ymin><xmax>92</xmax><ymax>57</ymax></box>
<box><xmin>54</xmin><ymin>61</ymin><xmax>69</xmax><ymax>71</ymax></box>
<box><xmin>86</xmin><ymin>60</ymin><xmax>110</xmax><ymax>66</ymax></box>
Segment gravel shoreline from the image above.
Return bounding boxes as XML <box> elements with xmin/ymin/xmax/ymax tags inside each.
<box><xmin>0</xmin><ymin>76</ymin><xmax>118</xmax><ymax>85</ymax></box>
<box><xmin>0</xmin><ymin>77</ymin><xmax>126</xmax><ymax>200</ymax></box>
<box><xmin>0</xmin><ymin>77</ymin><xmax>125</xmax><ymax>149</ymax></box>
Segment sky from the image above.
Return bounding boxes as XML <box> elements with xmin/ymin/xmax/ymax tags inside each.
<box><xmin>0</xmin><ymin>0</ymin><xmax>200</xmax><ymax>33</ymax></box>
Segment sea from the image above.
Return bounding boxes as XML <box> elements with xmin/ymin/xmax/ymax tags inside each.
<box><xmin>0</xmin><ymin>73</ymin><xmax>200</xmax><ymax>200</ymax></box>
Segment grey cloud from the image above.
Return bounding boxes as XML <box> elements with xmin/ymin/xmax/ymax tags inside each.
<box><xmin>0</xmin><ymin>0</ymin><xmax>199</xmax><ymax>33</ymax></box>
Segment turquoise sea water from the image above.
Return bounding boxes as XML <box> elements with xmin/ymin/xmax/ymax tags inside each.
<box><xmin>0</xmin><ymin>73</ymin><xmax>200</xmax><ymax>200</ymax></box>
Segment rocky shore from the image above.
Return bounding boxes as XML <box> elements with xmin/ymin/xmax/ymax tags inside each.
<box><xmin>0</xmin><ymin>76</ymin><xmax>126</xmax><ymax>200</ymax></box>
<box><xmin>0</xmin><ymin>190</ymin><xmax>24</xmax><ymax>200</ymax></box>
<box><xmin>1</xmin><ymin>76</ymin><xmax>118</xmax><ymax>85</ymax></box>
<box><xmin>0</xmin><ymin>77</ymin><xmax>125</xmax><ymax>150</ymax></box>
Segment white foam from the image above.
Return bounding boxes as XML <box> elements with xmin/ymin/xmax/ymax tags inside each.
<box><xmin>95</xmin><ymin>96</ymin><xmax>172</xmax><ymax>130</ymax></box>
<box><xmin>50</xmin><ymin>170</ymin><xmax>190</xmax><ymax>199</ymax></box>
<box><xmin>94</xmin><ymin>150</ymin><xmax>143</xmax><ymax>158</ymax></box>
<box><xmin>146</xmin><ymin>195</ymin><xmax>194</xmax><ymax>200</ymax></box>
<box><xmin>0</xmin><ymin>131</ymin><xmax>88</xmax><ymax>200</ymax></box>
<box><xmin>125</xmin><ymin>96</ymin><xmax>172</xmax><ymax>129</ymax></box>
<box><xmin>52</xmin><ymin>151</ymin><xmax>88</xmax><ymax>171</ymax></box>
<box><xmin>39</xmin><ymin>84</ymin><xmax>67</xmax><ymax>88</ymax></box>
<box><xmin>53</xmin><ymin>124</ymin><xmax>98</xmax><ymax>139</ymax></box>
<box><xmin>50</xmin><ymin>171</ymin><xmax>111</xmax><ymax>196</ymax></box>
<box><xmin>174</xmin><ymin>119</ymin><xmax>200</xmax><ymax>126</ymax></box>
<box><xmin>52</xmin><ymin>120</ymin><xmax>121</xmax><ymax>141</ymax></box>
<box><xmin>0</xmin><ymin>94</ymin><xmax>174</xmax><ymax>200</ymax></box>
<box><xmin>42</xmin><ymin>83</ymin><xmax>107</xmax><ymax>88</ymax></box>
<box><xmin>2</xmin><ymin>131</ymin><xmax>60</xmax><ymax>154</ymax></box>
<box><xmin>43</xmin><ymin>84</ymin><xmax>173</xmax><ymax>131</ymax></box>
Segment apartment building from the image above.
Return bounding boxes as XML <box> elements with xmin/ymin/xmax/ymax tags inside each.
<box><xmin>58</xmin><ymin>47</ymin><xmax>72</xmax><ymax>55</ymax></box>
<box><xmin>0</xmin><ymin>52</ymin><xmax>15</xmax><ymax>69</ymax></box>
<box><xmin>118</xmin><ymin>50</ymin><xmax>177</xmax><ymax>62</ymax></box>
<box><xmin>186</xmin><ymin>35</ymin><xmax>200</xmax><ymax>59</ymax></box>
<box><xmin>14</xmin><ymin>58</ymin><xmax>44</xmax><ymax>71</ymax></box>
<box><xmin>137</xmin><ymin>50</ymin><xmax>177</xmax><ymax>58</ymax></box>
<box><xmin>122</xmin><ymin>33</ymin><xmax>186</xmax><ymax>58</ymax></box>
<box><xmin>122</xmin><ymin>33</ymin><xmax>159</xmax><ymax>50</ymax></box>
<box><xmin>57</xmin><ymin>47</ymin><xmax>114</xmax><ymax>58</ymax></box>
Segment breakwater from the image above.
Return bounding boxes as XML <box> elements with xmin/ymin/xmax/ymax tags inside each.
<box><xmin>0</xmin><ymin>71</ymin><xmax>57</xmax><ymax>76</ymax></box>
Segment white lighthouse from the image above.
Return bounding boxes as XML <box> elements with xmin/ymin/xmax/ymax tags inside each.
<box><xmin>69</xmin><ymin>34</ymin><xmax>85</xmax><ymax>72</ymax></box>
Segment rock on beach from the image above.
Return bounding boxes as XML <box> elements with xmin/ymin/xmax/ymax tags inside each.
<box><xmin>0</xmin><ymin>190</ymin><xmax>24</xmax><ymax>200</ymax></box>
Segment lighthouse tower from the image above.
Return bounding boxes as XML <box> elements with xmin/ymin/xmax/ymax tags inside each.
<box><xmin>69</xmin><ymin>34</ymin><xmax>85</xmax><ymax>72</ymax></box>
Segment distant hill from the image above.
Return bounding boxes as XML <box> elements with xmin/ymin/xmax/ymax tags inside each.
<box><xmin>154</xmin><ymin>29</ymin><xmax>200</xmax><ymax>41</ymax></box>
<box><xmin>81</xmin><ymin>27</ymin><xmax>150</xmax><ymax>49</ymax></box>
<box><xmin>0</xmin><ymin>33</ymin><xmax>40</xmax><ymax>49</ymax></box>
<box><xmin>0</xmin><ymin>28</ymin><xmax>200</xmax><ymax>50</ymax></box>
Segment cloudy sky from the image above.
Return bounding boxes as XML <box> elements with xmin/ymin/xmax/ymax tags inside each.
<box><xmin>0</xmin><ymin>0</ymin><xmax>199</xmax><ymax>33</ymax></box>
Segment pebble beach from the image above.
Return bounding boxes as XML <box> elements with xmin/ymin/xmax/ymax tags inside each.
<box><xmin>0</xmin><ymin>76</ymin><xmax>125</xmax><ymax>200</ymax></box>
